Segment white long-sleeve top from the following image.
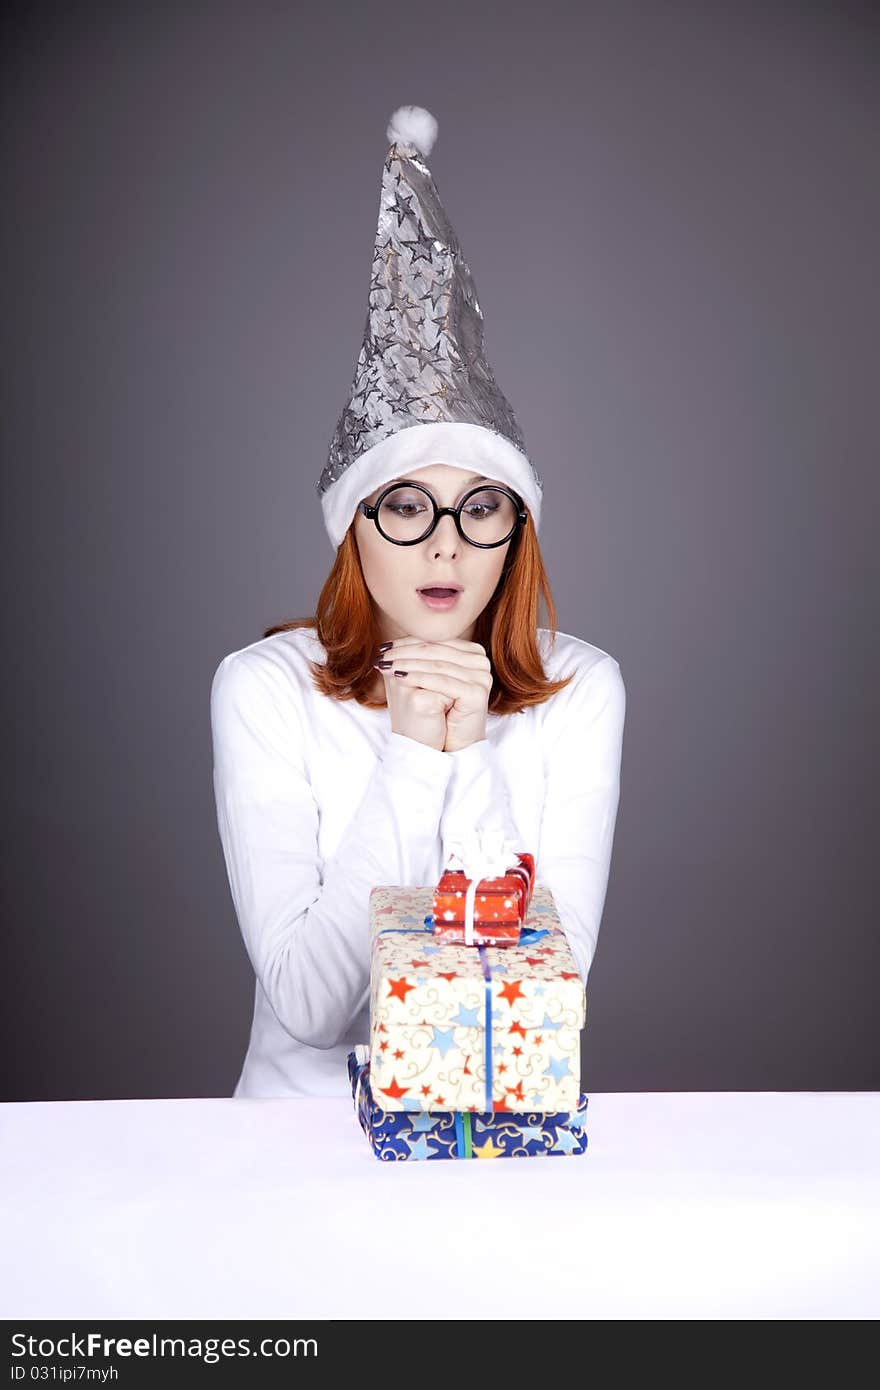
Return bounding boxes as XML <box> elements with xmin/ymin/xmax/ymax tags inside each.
<box><xmin>210</xmin><ymin>625</ymin><xmax>626</xmax><ymax>1099</ymax></box>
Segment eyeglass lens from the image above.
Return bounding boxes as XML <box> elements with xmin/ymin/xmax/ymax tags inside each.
<box><xmin>375</xmin><ymin>485</ymin><xmax>517</xmax><ymax>545</ymax></box>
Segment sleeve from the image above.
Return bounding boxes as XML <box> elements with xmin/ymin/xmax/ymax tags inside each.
<box><xmin>439</xmin><ymin>737</ymin><xmax>526</xmax><ymax>862</ymax></box>
<box><xmin>210</xmin><ymin>652</ymin><xmax>454</xmax><ymax>1050</ymax></box>
<box><xmin>535</xmin><ymin>655</ymin><xmax>626</xmax><ymax>986</ymax></box>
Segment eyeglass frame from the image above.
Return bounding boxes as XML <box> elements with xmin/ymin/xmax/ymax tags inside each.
<box><xmin>357</xmin><ymin>480</ymin><xmax>528</xmax><ymax>549</ymax></box>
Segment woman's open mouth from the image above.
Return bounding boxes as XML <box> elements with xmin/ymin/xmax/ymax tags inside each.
<box><xmin>417</xmin><ymin>587</ymin><xmax>462</xmax><ymax>610</ymax></box>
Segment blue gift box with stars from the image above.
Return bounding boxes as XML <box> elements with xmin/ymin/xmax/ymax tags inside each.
<box><xmin>348</xmin><ymin>1047</ymin><xmax>588</xmax><ymax>1161</ymax></box>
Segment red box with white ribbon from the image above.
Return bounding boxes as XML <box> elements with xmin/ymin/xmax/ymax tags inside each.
<box><xmin>432</xmin><ymin>831</ymin><xmax>535</xmax><ymax>946</ymax></box>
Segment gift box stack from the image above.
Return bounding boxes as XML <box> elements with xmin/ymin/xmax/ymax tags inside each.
<box><xmin>347</xmin><ymin>829</ymin><xmax>590</xmax><ymax>1161</ymax></box>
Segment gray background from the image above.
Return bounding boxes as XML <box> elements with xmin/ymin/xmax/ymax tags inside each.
<box><xmin>3</xmin><ymin>0</ymin><xmax>876</xmax><ymax>1100</ymax></box>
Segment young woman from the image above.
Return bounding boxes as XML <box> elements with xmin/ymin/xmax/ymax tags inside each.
<box><xmin>209</xmin><ymin>107</ymin><xmax>626</xmax><ymax>1099</ymax></box>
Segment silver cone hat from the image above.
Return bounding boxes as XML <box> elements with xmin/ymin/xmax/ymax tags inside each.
<box><xmin>317</xmin><ymin>104</ymin><xmax>543</xmax><ymax>549</ymax></box>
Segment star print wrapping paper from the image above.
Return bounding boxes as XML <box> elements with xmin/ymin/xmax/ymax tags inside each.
<box><xmin>347</xmin><ymin>1047</ymin><xmax>589</xmax><ymax>1161</ymax></box>
<box><xmin>369</xmin><ymin>883</ymin><xmax>585</xmax><ymax>1113</ymax></box>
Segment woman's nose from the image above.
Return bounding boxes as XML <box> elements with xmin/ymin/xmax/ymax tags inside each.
<box><xmin>429</xmin><ymin>511</ymin><xmax>460</xmax><ymax>552</ymax></box>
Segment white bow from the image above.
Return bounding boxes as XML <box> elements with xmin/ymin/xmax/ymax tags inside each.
<box><xmin>444</xmin><ymin>827</ymin><xmax>522</xmax><ymax>945</ymax></box>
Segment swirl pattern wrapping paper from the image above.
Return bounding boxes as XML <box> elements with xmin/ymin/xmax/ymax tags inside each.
<box><xmin>348</xmin><ymin>1048</ymin><xmax>588</xmax><ymax>1161</ymax></box>
<box><xmin>369</xmin><ymin>884</ymin><xmax>585</xmax><ymax>1113</ymax></box>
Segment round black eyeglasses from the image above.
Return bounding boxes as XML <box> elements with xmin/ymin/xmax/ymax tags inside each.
<box><xmin>358</xmin><ymin>481</ymin><xmax>527</xmax><ymax>549</ymax></box>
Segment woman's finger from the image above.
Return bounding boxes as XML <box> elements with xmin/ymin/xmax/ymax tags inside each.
<box><xmin>379</xmin><ymin>637</ymin><xmax>486</xmax><ymax>654</ymax></box>
<box><xmin>388</xmin><ymin>666</ymin><xmax>489</xmax><ymax>706</ymax></box>
<box><xmin>378</xmin><ymin>639</ymin><xmax>490</xmax><ymax>671</ymax></box>
<box><xmin>380</xmin><ymin>657</ymin><xmax>492</xmax><ymax>690</ymax></box>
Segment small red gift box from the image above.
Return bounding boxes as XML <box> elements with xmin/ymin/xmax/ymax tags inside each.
<box><xmin>432</xmin><ymin>851</ymin><xmax>535</xmax><ymax>947</ymax></box>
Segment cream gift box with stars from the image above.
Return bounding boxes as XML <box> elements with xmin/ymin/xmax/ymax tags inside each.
<box><xmin>369</xmin><ymin>884</ymin><xmax>585</xmax><ymax>1114</ymax></box>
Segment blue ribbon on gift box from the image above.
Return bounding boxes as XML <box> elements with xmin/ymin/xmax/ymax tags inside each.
<box><xmin>452</xmin><ymin>1110</ymin><xmax>473</xmax><ymax>1158</ymax></box>
<box><xmin>478</xmin><ymin>945</ymin><xmax>492</xmax><ymax>1110</ymax></box>
<box><xmin>423</xmin><ymin>914</ymin><xmax>549</xmax><ymax>948</ymax></box>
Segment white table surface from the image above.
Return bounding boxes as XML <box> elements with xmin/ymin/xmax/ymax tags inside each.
<box><xmin>2</xmin><ymin>1091</ymin><xmax>878</xmax><ymax>1320</ymax></box>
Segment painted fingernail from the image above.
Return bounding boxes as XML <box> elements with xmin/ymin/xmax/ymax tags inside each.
<box><xmin>378</xmin><ymin>641</ymin><xmax>393</xmax><ymax>651</ymax></box>
<box><xmin>393</xmin><ymin>670</ymin><xmax>408</xmax><ymax>677</ymax></box>
<box><xmin>375</xmin><ymin>659</ymin><xmax>392</xmax><ymax>669</ymax></box>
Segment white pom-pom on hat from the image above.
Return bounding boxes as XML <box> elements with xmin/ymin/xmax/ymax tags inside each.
<box><xmin>386</xmin><ymin>104</ymin><xmax>438</xmax><ymax>158</ymax></box>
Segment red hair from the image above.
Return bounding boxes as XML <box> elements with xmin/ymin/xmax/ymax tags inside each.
<box><xmin>263</xmin><ymin>511</ymin><xmax>574</xmax><ymax>715</ymax></box>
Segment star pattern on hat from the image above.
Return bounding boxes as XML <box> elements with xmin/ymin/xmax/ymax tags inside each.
<box><xmin>317</xmin><ymin>112</ymin><xmax>538</xmax><ymax>501</ymax></box>
<box><xmin>419</xmin><ymin>280</ymin><xmax>447</xmax><ymax>312</ymax></box>
<box><xmin>398</xmin><ymin>228</ymin><xmax>436</xmax><ymax>269</ymax></box>
<box><xmin>387</xmin><ymin>189</ymin><xmax>417</xmax><ymax>226</ymax></box>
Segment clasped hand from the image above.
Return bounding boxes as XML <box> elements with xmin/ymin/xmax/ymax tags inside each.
<box><xmin>375</xmin><ymin>637</ymin><xmax>492</xmax><ymax>751</ymax></box>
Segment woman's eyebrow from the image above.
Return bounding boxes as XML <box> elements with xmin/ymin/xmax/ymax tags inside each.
<box><xmin>367</xmin><ymin>474</ymin><xmax>492</xmax><ymax>505</ymax></box>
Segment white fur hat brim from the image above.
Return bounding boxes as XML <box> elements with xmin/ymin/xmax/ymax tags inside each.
<box><xmin>320</xmin><ymin>421</ymin><xmax>542</xmax><ymax>550</ymax></box>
